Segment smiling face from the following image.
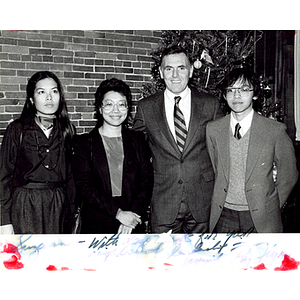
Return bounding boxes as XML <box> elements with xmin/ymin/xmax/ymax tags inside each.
<box><xmin>225</xmin><ymin>77</ymin><xmax>254</xmax><ymax>120</ymax></box>
<box><xmin>159</xmin><ymin>52</ymin><xmax>193</xmax><ymax>95</ymax></box>
<box><xmin>31</xmin><ymin>77</ymin><xmax>60</xmax><ymax>116</ymax></box>
<box><xmin>100</xmin><ymin>91</ymin><xmax>128</xmax><ymax>128</ymax></box>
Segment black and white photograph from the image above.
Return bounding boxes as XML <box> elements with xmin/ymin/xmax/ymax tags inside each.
<box><xmin>0</xmin><ymin>3</ymin><xmax>300</xmax><ymax>296</ymax></box>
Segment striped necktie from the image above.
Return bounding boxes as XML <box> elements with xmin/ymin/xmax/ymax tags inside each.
<box><xmin>234</xmin><ymin>123</ymin><xmax>242</xmax><ymax>140</ymax></box>
<box><xmin>174</xmin><ymin>96</ymin><xmax>187</xmax><ymax>152</ymax></box>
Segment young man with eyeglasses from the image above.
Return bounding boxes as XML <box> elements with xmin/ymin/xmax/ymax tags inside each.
<box><xmin>206</xmin><ymin>68</ymin><xmax>298</xmax><ymax>233</ymax></box>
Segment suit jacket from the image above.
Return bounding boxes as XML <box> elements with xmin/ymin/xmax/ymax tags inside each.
<box><xmin>206</xmin><ymin>112</ymin><xmax>298</xmax><ymax>233</ymax></box>
<box><xmin>133</xmin><ymin>88</ymin><xmax>223</xmax><ymax>226</ymax></box>
<box><xmin>71</xmin><ymin>126</ymin><xmax>153</xmax><ymax>233</ymax></box>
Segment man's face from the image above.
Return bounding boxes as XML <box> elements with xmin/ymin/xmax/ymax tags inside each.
<box><xmin>159</xmin><ymin>52</ymin><xmax>193</xmax><ymax>94</ymax></box>
<box><xmin>225</xmin><ymin>78</ymin><xmax>254</xmax><ymax>119</ymax></box>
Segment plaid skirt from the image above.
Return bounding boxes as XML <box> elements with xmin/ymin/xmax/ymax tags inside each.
<box><xmin>11</xmin><ymin>182</ymin><xmax>66</xmax><ymax>234</ymax></box>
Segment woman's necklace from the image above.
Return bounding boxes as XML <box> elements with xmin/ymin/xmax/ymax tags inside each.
<box><xmin>34</xmin><ymin>129</ymin><xmax>62</xmax><ymax>171</ymax></box>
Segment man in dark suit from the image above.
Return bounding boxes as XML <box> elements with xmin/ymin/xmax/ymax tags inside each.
<box><xmin>133</xmin><ymin>45</ymin><xmax>223</xmax><ymax>233</ymax></box>
<box><xmin>206</xmin><ymin>68</ymin><xmax>298</xmax><ymax>233</ymax></box>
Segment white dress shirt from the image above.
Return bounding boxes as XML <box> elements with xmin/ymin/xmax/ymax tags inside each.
<box><xmin>164</xmin><ymin>87</ymin><xmax>191</xmax><ymax>140</ymax></box>
<box><xmin>230</xmin><ymin>109</ymin><xmax>254</xmax><ymax>137</ymax></box>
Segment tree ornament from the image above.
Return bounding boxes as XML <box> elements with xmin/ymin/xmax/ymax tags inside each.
<box><xmin>193</xmin><ymin>59</ymin><xmax>202</xmax><ymax>69</ymax></box>
<box><xmin>264</xmin><ymin>85</ymin><xmax>272</xmax><ymax>99</ymax></box>
<box><xmin>201</xmin><ymin>49</ymin><xmax>214</xmax><ymax>65</ymax></box>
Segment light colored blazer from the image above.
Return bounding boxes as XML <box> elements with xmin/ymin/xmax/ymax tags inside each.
<box><xmin>133</xmin><ymin>88</ymin><xmax>223</xmax><ymax>226</ymax></box>
<box><xmin>206</xmin><ymin>112</ymin><xmax>298</xmax><ymax>233</ymax></box>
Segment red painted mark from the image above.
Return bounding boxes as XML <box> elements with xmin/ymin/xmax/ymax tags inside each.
<box><xmin>274</xmin><ymin>254</ymin><xmax>300</xmax><ymax>271</ymax></box>
<box><xmin>61</xmin><ymin>267</ymin><xmax>70</xmax><ymax>271</ymax></box>
<box><xmin>253</xmin><ymin>263</ymin><xmax>267</xmax><ymax>270</ymax></box>
<box><xmin>1</xmin><ymin>243</ymin><xmax>24</xmax><ymax>270</ymax></box>
<box><xmin>164</xmin><ymin>263</ymin><xmax>173</xmax><ymax>267</ymax></box>
<box><xmin>46</xmin><ymin>265</ymin><xmax>58</xmax><ymax>271</ymax></box>
<box><xmin>83</xmin><ymin>268</ymin><xmax>96</xmax><ymax>271</ymax></box>
<box><xmin>148</xmin><ymin>266</ymin><xmax>155</xmax><ymax>270</ymax></box>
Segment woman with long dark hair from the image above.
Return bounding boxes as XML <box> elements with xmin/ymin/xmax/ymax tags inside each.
<box><xmin>0</xmin><ymin>71</ymin><xmax>75</xmax><ymax>234</ymax></box>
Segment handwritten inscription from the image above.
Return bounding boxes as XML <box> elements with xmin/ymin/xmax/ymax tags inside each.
<box><xmin>1</xmin><ymin>231</ymin><xmax>295</xmax><ymax>271</ymax></box>
<box><xmin>84</xmin><ymin>232</ymin><xmax>252</xmax><ymax>266</ymax></box>
<box><xmin>6</xmin><ymin>234</ymin><xmax>66</xmax><ymax>259</ymax></box>
<box><xmin>194</xmin><ymin>231</ymin><xmax>252</xmax><ymax>254</ymax></box>
<box><xmin>88</xmin><ymin>233</ymin><xmax>120</xmax><ymax>250</ymax></box>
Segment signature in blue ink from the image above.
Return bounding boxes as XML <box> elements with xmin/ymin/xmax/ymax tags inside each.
<box><xmin>15</xmin><ymin>234</ymin><xmax>45</xmax><ymax>258</ymax></box>
<box><xmin>131</xmin><ymin>235</ymin><xmax>165</xmax><ymax>255</ymax></box>
<box><xmin>194</xmin><ymin>229</ymin><xmax>253</xmax><ymax>254</ymax></box>
<box><xmin>88</xmin><ymin>233</ymin><xmax>120</xmax><ymax>251</ymax></box>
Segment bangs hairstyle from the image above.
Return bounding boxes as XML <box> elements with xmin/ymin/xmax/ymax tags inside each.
<box><xmin>221</xmin><ymin>68</ymin><xmax>260</xmax><ymax>98</ymax></box>
<box><xmin>95</xmin><ymin>78</ymin><xmax>132</xmax><ymax>127</ymax></box>
<box><xmin>20</xmin><ymin>71</ymin><xmax>75</xmax><ymax>142</ymax></box>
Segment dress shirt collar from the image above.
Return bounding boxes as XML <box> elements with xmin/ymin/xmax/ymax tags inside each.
<box><xmin>230</xmin><ymin>109</ymin><xmax>254</xmax><ymax>137</ymax></box>
<box><xmin>165</xmin><ymin>86</ymin><xmax>190</xmax><ymax>104</ymax></box>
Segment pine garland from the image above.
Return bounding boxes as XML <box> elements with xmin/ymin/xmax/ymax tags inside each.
<box><xmin>141</xmin><ymin>30</ymin><xmax>263</xmax><ymax>100</ymax></box>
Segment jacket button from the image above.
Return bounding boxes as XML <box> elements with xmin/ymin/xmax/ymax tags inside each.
<box><xmin>178</xmin><ymin>180</ymin><xmax>183</xmax><ymax>184</ymax></box>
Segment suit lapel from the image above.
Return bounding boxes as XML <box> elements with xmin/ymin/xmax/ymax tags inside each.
<box><xmin>182</xmin><ymin>89</ymin><xmax>204</xmax><ymax>154</ymax></box>
<box><xmin>91</xmin><ymin>128</ymin><xmax>112</xmax><ymax>194</ymax></box>
<box><xmin>153</xmin><ymin>93</ymin><xmax>181</xmax><ymax>155</ymax></box>
<box><xmin>216</xmin><ymin>115</ymin><xmax>231</xmax><ymax>182</ymax></box>
<box><xmin>245</xmin><ymin>112</ymin><xmax>266</xmax><ymax>182</ymax></box>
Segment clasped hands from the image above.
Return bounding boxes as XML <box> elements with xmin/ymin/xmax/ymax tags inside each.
<box><xmin>116</xmin><ymin>209</ymin><xmax>141</xmax><ymax>234</ymax></box>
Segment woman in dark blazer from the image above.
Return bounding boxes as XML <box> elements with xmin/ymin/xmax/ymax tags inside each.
<box><xmin>72</xmin><ymin>78</ymin><xmax>153</xmax><ymax>234</ymax></box>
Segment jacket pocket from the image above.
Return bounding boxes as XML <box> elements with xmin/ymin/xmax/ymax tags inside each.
<box><xmin>202</xmin><ymin>170</ymin><xmax>215</xmax><ymax>182</ymax></box>
<box><xmin>266</xmin><ymin>189</ymin><xmax>280</xmax><ymax>214</ymax></box>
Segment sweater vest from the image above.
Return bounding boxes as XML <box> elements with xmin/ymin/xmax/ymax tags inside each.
<box><xmin>224</xmin><ymin>128</ymin><xmax>250</xmax><ymax>211</ymax></box>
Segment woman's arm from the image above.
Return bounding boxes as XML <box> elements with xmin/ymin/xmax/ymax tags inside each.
<box><xmin>0</xmin><ymin>121</ymin><xmax>22</xmax><ymax>227</ymax></box>
<box><xmin>128</xmin><ymin>132</ymin><xmax>153</xmax><ymax>218</ymax></box>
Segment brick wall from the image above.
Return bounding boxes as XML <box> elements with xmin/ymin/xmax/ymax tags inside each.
<box><xmin>0</xmin><ymin>30</ymin><xmax>162</xmax><ymax>142</ymax></box>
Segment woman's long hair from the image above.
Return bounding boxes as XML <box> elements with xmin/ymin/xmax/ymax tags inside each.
<box><xmin>20</xmin><ymin>71</ymin><xmax>75</xmax><ymax>150</ymax></box>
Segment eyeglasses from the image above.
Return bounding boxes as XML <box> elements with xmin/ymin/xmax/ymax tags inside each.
<box><xmin>102</xmin><ymin>100</ymin><xmax>128</xmax><ymax>112</ymax></box>
<box><xmin>225</xmin><ymin>86</ymin><xmax>254</xmax><ymax>98</ymax></box>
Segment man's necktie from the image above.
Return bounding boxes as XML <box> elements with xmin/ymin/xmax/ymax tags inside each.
<box><xmin>234</xmin><ymin>123</ymin><xmax>242</xmax><ymax>140</ymax></box>
<box><xmin>174</xmin><ymin>96</ymin><xmax>187</xmax><ymax>152</ymax></box>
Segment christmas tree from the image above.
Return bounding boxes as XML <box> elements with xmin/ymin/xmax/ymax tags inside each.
<box><xmin>141</xmin><ymin>30</ymin><xmax>263</xmax><ymax>102</ymax></box>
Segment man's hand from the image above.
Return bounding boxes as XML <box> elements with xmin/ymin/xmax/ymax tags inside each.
<box><xmin>116</xmin><ymin>209</ymin><xmax>141</xmax><ymax>228</ymax></box>
<box><xmin>118</xmin><ymin>224</ymin><xmax>133</xmax><ymax>234</ymax></box>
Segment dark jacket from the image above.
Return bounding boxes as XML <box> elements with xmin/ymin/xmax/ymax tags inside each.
<box><xmin>71</xmin><ymin>126</ymin><xmax>153</xmax><ymax>234</ymax></box>
<box><xmin>133</xmin><ymin>88</ymin><xmax>223</xmax><ymax>228</ymax></box>
<box><xmin>0</xmin><ymin>119</ymin><xmax>76</xmax><ymax>232</ymax></box>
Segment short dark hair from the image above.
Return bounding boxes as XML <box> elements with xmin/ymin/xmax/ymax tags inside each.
<box><xmin>221</xmin><ymin>68</ymin><xmax>260</xmax><ymax>97</ymax></box>
<box><xmin>160</xmin><ymin>45</ymin><xmax>191</xmax><ymax>66</ymax></box>
<box><xmin>95</xmin><ymin>78</ymin><xmax>132</xmax><ymax>127</ymax></box>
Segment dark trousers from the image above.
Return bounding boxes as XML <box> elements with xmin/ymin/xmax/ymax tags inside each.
<box><xmin>213</xmin><ymin>207</ymin><xmax>257</xmax><ymax>233</ymax></box>
<box><xmin>151</xmin><ymin>201</ymin><xmax>208</xmax><ymax>234</ymax></box>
